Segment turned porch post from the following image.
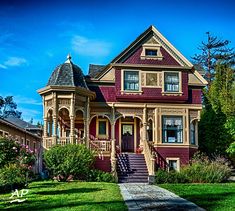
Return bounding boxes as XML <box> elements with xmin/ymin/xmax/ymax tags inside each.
<box><xmin>70</xmin><ymin>93</ymin><xmax>75</xmax><ymax>144</ymax></box>
<box><xmin>143</xmin><ymin>104</ymin><xmax>147</xmax><ymax>142</ymax></box>
<box><xmin>52</xmin><ymin>92</ymin><xmax>58</xmax><ymax>145</ymax></box>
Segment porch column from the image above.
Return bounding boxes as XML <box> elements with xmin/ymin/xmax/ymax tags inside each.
<box><xmin>52</xmin><ymin>92</ymin><xmax>58</xmax><ymax>145</ymax></box>
<box><xmin>143</xmin><ymin>104</ymin><xmax>147</xmax><ymax>142</ymax></box>
<box><xmin>111</xmin><ymin>105</ymin><xmax>117</xmax><ymax>180</ymax></box>
<box><xmin>70</xmin><ymin>116</ymin><xmax>75</xmax><ymax>144</ymax></box>
<box><xmin>43</xmin><ymin>118</ymin><xmax>48</xmax><ymax>137</ymax></box>
<box><xmin>70</xmin><ymin>93</ymin><xmax>75</xmax><ymax>144</ymax></box>
<box><xmin>85</xmin><ymin>97</ymin><xmax>90</xmax><ymax>147</ymax></box>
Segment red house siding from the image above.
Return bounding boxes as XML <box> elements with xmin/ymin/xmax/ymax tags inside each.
<box><xmin>116</xmin><ymin>70</ymin><xmax>188</xmax><ymax>102</ymax></box>
<box><xmin>156</xmin><ymin>147</ymin><xmax>190</xmax><ymax>167</ymax></box>
<box><xmin>124</xmin><ymin>47</ymin><xmax>181</xmax><ymax>66</ymax></box>
<box><xmin>89</xmin><ymin>86</ymin><xmax>116</xmax><ymax>102</ymax></box>
<box><xmin>188</xmin><ymin>89</ymin><xmax>202</xmax><ymax>104</ymax></box>
<box><xmin>155</xmin><ymin>146</ymin><xmax>198</xmax><ymax>169</ymax></box>
<box><xmin>94</xmin><ymin>156</ymin><xmax>111</xmax><ymax>172</ymax></box>
<box><xmin>89</xmin><ymin>118</ymin><xmax>96</xmax><ymax>138</ymax></box>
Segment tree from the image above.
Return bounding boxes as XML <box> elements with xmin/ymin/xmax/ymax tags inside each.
<box><xmin>192</xmin><ymin>32</ymin><xmax>235</xmax><ymax>85</ymax></box>
<box><xmin>0</xmin><ymin>96</ymin><xmax>21</xmax><ymax>118</ymax></box>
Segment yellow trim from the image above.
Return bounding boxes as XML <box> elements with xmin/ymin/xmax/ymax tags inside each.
<box><xmin>162</xmin><ymin>71</ymin><xmax>182</xmax><ymax>95</ymax></box>
<box><xmin>121</xmin><ymin>69</ymin><xmax>142</xmax><ymax>93</ymax></box>
<box><xmin>166</xmin><ymin>157</ymin><xmax>180</xmax><ymax>171</ymax></box>
<box><xmin>96</xmin><ymin>118</ymin><xmax>109</xmax><ymax>139</ymax></box>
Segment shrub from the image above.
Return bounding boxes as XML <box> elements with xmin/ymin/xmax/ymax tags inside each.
<box><xmin>0</xmin><ymin>137</ymin><xmax>36</xmax><ymax>169</ymax></box>
<box><xmin>87</xmin><ymin>169</ymin><xmax>116</xmax><ymax>183</ymax></box>
<box><xmin>0</xmin><ymin>164</ymin><xmax>26</xmax><ymax>193</ymax></box>
<box><xmin>44</xmin><ymin>144</ymin><xmax>95</xmax><ymax>181</ymax></box>
<box><xmin>155</xmin><ymin>169</ymin><xmax>188</xmax><ymax>184</ymax></box>
<box><xmin>0</xmin><ymin>138</ymin><xmax>20</xmax><ymax>168</ymax></box>
<box><xmin>155</xmin><ymin>152</ymin><xmax>231</xmax><ymax>184</ymax></box>
<box><xmin>182</xmin><ymin>153</ymin><xmax>231</xmax><ymax>183</ymax></box>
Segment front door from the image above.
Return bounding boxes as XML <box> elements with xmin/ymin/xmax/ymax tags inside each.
<box><xmin>122</xmin><ymin>124</ymin><xmax>134</xmax><ymax>152</ymax></box>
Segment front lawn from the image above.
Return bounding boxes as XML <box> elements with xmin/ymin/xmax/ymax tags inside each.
<box><xmin>0</xmin><ymin>180</ymin><xmax>127</xmax><ymax>211</ymax></box>
<box><xmin>159</xmin><ymin>183</ymin><xmax>235</xmax><ymax>211</ymax></box>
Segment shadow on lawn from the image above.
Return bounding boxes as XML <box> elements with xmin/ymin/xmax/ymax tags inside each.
<box><xmin>36</xmin><ymin>187</ymin><xmax>102</xmax><ymax>195</ymax></box>
<box><xmin>3</xmin><ymin>199</ymin><xmax>127</xmax><ymax>211</ymax></box>
<box><xmin>180</xmin><ymin>192</ymin><xmax>235</xmax><ymax>210</ymax></box>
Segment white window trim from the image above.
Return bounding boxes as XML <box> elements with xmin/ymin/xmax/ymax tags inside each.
<box><xmin>121</xmin><ymin>69</ymin><xmax>142</xmax><ymax>93</ymax></box>
<box><xmin>162</xmin><ymin>71</ymin><xmax>183</xmax><ymax>95</ymax></box>
<box><xmin>96</xmin><ymin>118</ymin><xmax>109</xmax><ymax>139</ymax></box>
<box><xmin>166</xmin><ymin>157</ymin><xmax>180</xmax><ymax>172</ymax></box>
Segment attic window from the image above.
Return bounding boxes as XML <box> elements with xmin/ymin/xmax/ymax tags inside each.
<box><xmin>140</xmin><ymin>45</ymin><xmax>163</xmax><ymax>60</ymax></box>
<box><xmin>145</xmin><ymin>49</ymin><xmax>157</xmax><ymax>56</ymax></box>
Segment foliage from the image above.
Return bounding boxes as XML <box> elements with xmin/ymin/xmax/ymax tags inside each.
<box><xmin>44</xmin><ymin>144</ymin><xmax>95</xmax><ymax>181</ymax></box>
<box><xmin>155</xmin><ymin>169</ymin><xmax>188</xmax><ymax>184</ymax></box>
<box><xmin>198</xmin><ymin>102</ymin><xmax>232</xmax><ymax>156</ymax></box>
<box><xmin>0</xmin><ymin>137</ymin><xmax>36</xmax><ymax>192</ymax></box>
<box><xmin>183</xmin><ymin>152</ymin><xmax>231</xmax><ymax>183</ymax></box>
<box><xmin>159</xmin><ymin>183</ymin><xmax>235</xmax><ymax>211</ymax></box>
<box><xmin>0</xmin><ymin>181</ymin><xmax>127</xmax><ymax>210</ymax></box>
<box><xmin>0</xmin><ymin>138</ymin><xmax>36</xmax><ymax>169</ymax></box>
<box><xmin>0</xmin><ymin>164</ymin><xmax>26</xmax><ymax>193</ymax></box>
<box><xmin>0</xmin><ymin>138</ymin><xmax>20</xmax><ymax>168</ymax></box>
<box><xmin>0</xmin><ymin>96</ymin><xmax>21</xmax><ymax>118</ymax></box>
<box><xmin>207</xmin><ymin>63</ymin><xmax>235</xmax><ymax>117</ymax></box>
<box><xmin>192</xmin><ymin>32</ymin><xmax>235</xmax><ymax>84</ymax></box>
<box><xmin>227</xmin><ymin>142</ymin><xmax>235</xmax><ymax>156</ymax></box>
<box><xmin>87</xmin><ymin>169</ymin><xmax>116</xmax><ymax>183</ymax></box>
<box><xmin>155</xmin><ymin>152</ymin><xmax>231</xmax><ymax>184</ymax></box>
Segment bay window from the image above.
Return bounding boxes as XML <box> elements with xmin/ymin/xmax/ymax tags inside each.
<box><xmin>162</xmin><ymin>116</ymin><xmax>183</xmax><ymax>143</ymax></box>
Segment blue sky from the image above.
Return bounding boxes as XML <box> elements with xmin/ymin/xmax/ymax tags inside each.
<box><xmin>1</xmin><ymin>0</ymin><xmax>235</xmax><ymax>124</ymax></box>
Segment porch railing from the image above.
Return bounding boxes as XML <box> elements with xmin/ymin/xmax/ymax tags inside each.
<box><xmin>89</xmin><ymin>139</ymin><xmax>111</xmax><ymax>153</ymax></box>
<box><xmin>43</xmin><ymin>137</ymin><xmax>54</xmax><ymax>149</ymax></box>
<box><xmin>143</xmin><ymin>139</ymin><xmax>155</xmax><ymax>176</ymax></box>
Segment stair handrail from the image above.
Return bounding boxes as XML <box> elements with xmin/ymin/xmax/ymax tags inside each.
<box><xmin>143</xmin><ymin>139</ymin><xmax>155</xmax><ymax>176</ymax></box>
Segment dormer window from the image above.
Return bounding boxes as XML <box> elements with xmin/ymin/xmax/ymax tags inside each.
<box><xmin>145</xmin><ymin>49</ymin><xmax>157</xmax><ymax>56</ymax></box>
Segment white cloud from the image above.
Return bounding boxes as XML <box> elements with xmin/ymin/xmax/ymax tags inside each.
<box><xmin>4</xmin><ymin>57</ymin><xmax>27</xmax><ymax>67</ymax></box>
<box><xmin>14</xmin><ymin>95</ymin><xmax>42</xmax><ymax>106</ymax></box>
<box><xmin>0</xmin><ymin>64</ymin><xmax>7</xmax><ymax>69</ymax></box>
<box><xmin>18</xmin><ymin>107</ymin><xmax>42</xmax><ymax>124</ymax></box>
<box><xmin>72</xmin><ymin>35</ymin><xmax>111</xmax><ymax>57</ymax></box>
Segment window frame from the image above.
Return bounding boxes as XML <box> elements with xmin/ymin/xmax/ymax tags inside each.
<box><xmin>121</xmin><ymin>69</ymin><xmax>141</xmax><ymax>93</ymax></box>
<box><xmin>162</xmin><ymin>71</ymin><xmax>182</xmax><ymax>95</ymax></box>
<box><xmin>96</xmin><ymin>118</ymin><xmax>109</xmax><ymax>139</ymax></box>
<box><xmin>162</xmin><ymin>116</ymin><xmax>183</xmax><ymax>144</ymax></box>
<box><xmin>166</xmin><ymin>158</ymin><xmax>180</xmax><ymax>172</ymax></box>
<box><xmin>190</xmin><ymin>121</ymin><xmax>196</xmax><ymax>145</ymax></box>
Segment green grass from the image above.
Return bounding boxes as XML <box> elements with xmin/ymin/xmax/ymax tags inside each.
<box><xmin>159</xmin><ymin>183</ymin><xmax>235</xmax><ymax>211</ymax></box>
<box><xmin>0</xmin><ymin>180</ymin><xmax>127</xmax><ymax>211</ymax></box>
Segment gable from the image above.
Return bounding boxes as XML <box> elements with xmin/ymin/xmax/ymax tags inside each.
<box><xmin>188</xmin><ymin>70</ymin><xmax>208</xmax><ymax>86</ymax></box>
<box><xmin>96</xmin><ymin>25</ymin><xmax>194</xmax><ymax>80</ymax></box>
<box><xmin>111</xmin><ymin>26</ymin><xmax>193</xmax><ymax>67</ymax></box>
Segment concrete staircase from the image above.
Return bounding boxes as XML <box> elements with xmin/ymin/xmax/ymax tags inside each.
<box><xmin>117</xmin><ymin>153</ymin><xmax>148</xmax><ymax>183</ymax></box>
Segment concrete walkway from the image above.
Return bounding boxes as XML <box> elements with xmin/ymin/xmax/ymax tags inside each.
<box><xmin>119</xmin><ymin>183</ymin><xmax>205</xmax><ymax>211</ymax></box>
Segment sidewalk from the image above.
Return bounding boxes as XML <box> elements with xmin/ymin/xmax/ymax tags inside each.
<box><xmin>119</xmin><ymin>183</ymin><xmax>205</xmax><ymax>211</ymax></box>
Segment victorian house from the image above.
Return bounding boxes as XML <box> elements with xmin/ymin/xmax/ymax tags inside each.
<box><xmin>38</xmin><ymin>25</ymin><xmax>207</xmax><ymax>182</ymax></box>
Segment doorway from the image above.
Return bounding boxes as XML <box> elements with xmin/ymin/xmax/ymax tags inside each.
<box><xmin>121</xmin><ymin>124</ymin><xmax>134</xmax><ymax>152</ymax></box>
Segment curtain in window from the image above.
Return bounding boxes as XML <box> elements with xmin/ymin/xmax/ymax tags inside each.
<box><xmin>124</xmin><ymin>71</ymin><xmax>139</xmax><ymax>91</ymax></box>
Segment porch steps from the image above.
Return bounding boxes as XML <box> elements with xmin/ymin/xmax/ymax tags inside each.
<box><xmin>117</xmin><ymin>153</ymin><xmax>148</xmax><ymax>183</ymax></box>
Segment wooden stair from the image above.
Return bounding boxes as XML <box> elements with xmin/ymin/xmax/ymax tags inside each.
<box><xmin>117</xmin><ymin>153</ymin><xmax>148</xmax><ymax>183</ymax></box>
